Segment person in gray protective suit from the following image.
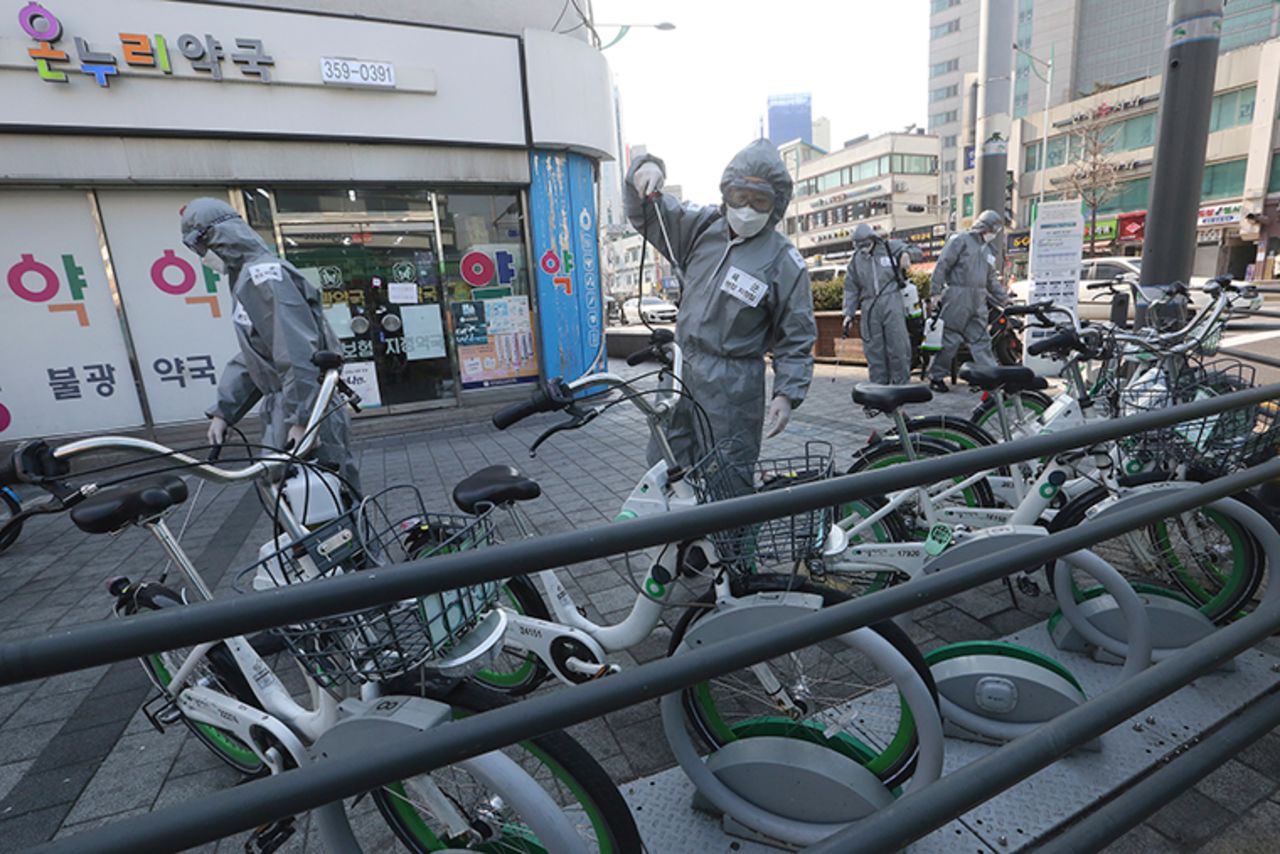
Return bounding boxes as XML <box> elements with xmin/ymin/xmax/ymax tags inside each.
<box><xmin>926</xmin><ymin>209</ymin><xmax>1009</xmax><ymax>392</ymax></box>
<box><xmin>623</xmin><ymin>139</ymin><xmax>816</xmax><ymax>478</ymax></box>
<box><xmin>844</xmin><ymin>223</ymin><xmax>913</xmax><ymax>385</ymax></box>
<box><xmin>180</xmin><ymin>198</ymin><xmax>359</xmax><ymax>493</ymax></box>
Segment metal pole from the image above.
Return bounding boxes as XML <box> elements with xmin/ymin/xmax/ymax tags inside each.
<box><xmin>1038</xmin><ymin>687</ymin><xmax>1280</xmax><ymax>854</ymax></box>
<box><xmin>1139</xmin><ymin>0</ymin><xmax>1224</xmax><ymax>327</ymax></box>
<box><xmin>806</xmin><ymin>598</ymin><xmax>1280</xmax><ymax>854</ymax></box>
<box><xmin>39</xmin><ymin>464</ymin><xmax>1280</xmax><ymax>854</ymax></box>
<box><xmin>1039</xmin><ymin>50</ymin><xmax>1053</xmax><ymax>210</ymax></box>
<box><xmin>976</xmin><ymin>0</ymin><xmax>1015</xmax><ymax>215</ymax></box>
<box><xmin>5</xmin><ymin>383</ymin><xmax>1280</xmax><ymax>687</ymax></box>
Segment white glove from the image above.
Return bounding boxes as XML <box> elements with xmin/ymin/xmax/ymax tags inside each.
<box><xmin>631</xmin><ymin>162</ymin><xmax>664</xmax><ymax>197</ymax></box>
<box><xmin>207</xmin><ymin>415</ymin><xmax>228</xmax><ymax>447</ymax></box>
<box><xmin>764</xmin><ymin>396</ymin><xmax>792</xmax><ymax>439</ymax></box>
<box><xmin>285</xmin><ymin>424</ymin><xmax>308</xmax><ymax>451</ymax></box>
<box><xmin>842</xmin><ymin>316</ymin><xmax>854</xmax><ymax>337</ymax></box>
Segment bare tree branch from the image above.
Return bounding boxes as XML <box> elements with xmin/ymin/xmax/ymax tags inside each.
<box><xmin>1062</xmin><ymin>105</ymin><xmax>1122</xmax><ymax>255</ymax></box>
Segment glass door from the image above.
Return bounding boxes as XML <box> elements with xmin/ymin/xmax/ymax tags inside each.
<box><xmin>278</xmin><ymin>217</ymin><xmax>458</xmax><ymax>411</ymax></box>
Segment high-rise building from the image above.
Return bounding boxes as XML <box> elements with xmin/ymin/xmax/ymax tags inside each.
<box><xmin>768</xmin><ymin>93</ymin><xmax>813</xmax><ymax>146</ymax></box>
<box><xmin>812</xmin><ymin>116</ymin><xmax>832</xmax><ymax>152</ymax></box>
<box><xmin>928</xmin><ymin>0</ymin><xmax>1280</xmax><ymax>223</ymax></box>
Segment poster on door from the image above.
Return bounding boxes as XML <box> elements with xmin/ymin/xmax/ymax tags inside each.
<box><xmin>451</xmin><ymin>297</ymin><xmax>538</xmax><ymax>388</ymax></box>
<box><xmin>0</xmin><ymin>190</ymin><xmax>145</xmax><ymax>440</ymax></box>
<box><xmin>95</xmin><ymin>190</ymin><xmax>244</xmax><ymax>424</ymax></box>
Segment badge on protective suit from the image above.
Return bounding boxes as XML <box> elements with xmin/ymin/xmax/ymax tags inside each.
<box><xmin>787</xmin><ymin>246</ymin><xmax>805</xmax><ymax>270</ymax></box>
<box><xmin>985</xmin><ymin>251</ymin><xmax>996</xmax><ymax>266</ymax></box>
<box><xmin>232</xmin><ymin>301</ymin><xmax>253</xmax><ymax>328</ymax></box>
<box><xmin>721</xmin><ymin>266</ymin><xmax>768</xmax><ymax>308</ymax></box>
<box><xmin>249</xmin><ymin>262</ymin><xmax>284</xmax><ymax>285</ymax></box>
<box><xmin>879</xmin><ymin>256</ymin><xmax>891</xmax><ymax>267</ymax></box>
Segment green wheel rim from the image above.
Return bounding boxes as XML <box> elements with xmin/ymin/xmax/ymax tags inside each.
<box><xmin>867</xmin><ymin>452</ymin><xmax>983</xmax><ymax>507</ymax></box>
<box><xmin>691</xmin><ymin>674</ymin><xmax>916</xmax><ymax>780</ymax></box>
<box><xmin>835</xmin><ymin>499</ymin><xmax>898</xmax><ymax>594</ymax></box>
<box><xmin>976</xmin><ymin>397</ymin><xmax>1046</xmax><ymax>429</ymax></box>
<box><xmin>1148</xmin><ymin>507</ymin><xmax>1249</xmax><ymax>616</ymax></box>
<box><xmin>473</xmin><ymin>584</ymin><xmax>538</xmax><ymax>689</ymax></box>
<box><xmin>148</xmin><ymin>655</ymin><xmax>262</xmax><ymax>769</ymax></box>
<box><xmin>384</xmin><ymin>716</ymin><xmax>613</xmax><ymax>852</ymax></box>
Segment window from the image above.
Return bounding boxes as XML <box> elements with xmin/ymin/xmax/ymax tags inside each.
<box><xmin>930</xmin><ymin>84</ymin><xmax>960</xmax><ymax>103</ymax></box>
<box><xmin>1097</xmin><ymin>177</ymin><xmax>1151</xmax><ymax>215</ymax></box>
<box><xmin>943</xmin><ymin>135</ymin><xmax>957</xmax><ymax>149</ymax></box>
<box><xmin>1209</xmin><ymin>87</ymin><xmax>1257</xmax><ymax>133</ymax></box>
<box><xmin>892</xmin><ymin>154</ymin><xmax>938</xmax><ymax>175</ymax></box>
<box><xmin>1045</xmin><ymin>135</ymin><xmax>1068</xmax><ymax>169</ymax></box>
<box><xmin>930</xmin><ymin>109</ymin><xmax>959</xmax><ymax>126</ymax></box>
<box><xmin>1201</xmin><ymin>158</ymin><xmax>1247</xmax><ymax>200</ymax></box>
<box><xmin>931</xmin><ymin>19</ymin><xmax>961</xmax><ymax>40</ymax></box>
<box><xmin>1270</xmin><ymin>151</ymin><xmax>1280</xmax><ymax>194</ymax></box>
<box><xmin>1116</xmin><ymin>113</ymin><xmax>1155</xmax><ymax>151</ymax></box>
<box><xmin>931</xmin><ymin>0</ymin><xmax>961</xmax><ymax>12</ymax></box>
<box><xmin>1024</xmin><ymin>142</ymin><xmax>1040</xmax><ymax>172</ymax></box>
<box><xmin>1094</xmin><ymin>263</ymin><xmax>1129</xmax><ymax>280</ymax></box>
<box><xmin>930</xmin><ymin>58</ymin><xmax>960</xmax><ymax>78</ymax></box>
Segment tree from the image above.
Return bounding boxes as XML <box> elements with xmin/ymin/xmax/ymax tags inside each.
<box><xmin>1063</xmin><ymin>105</ymin><xmax>1121</xmax><ymax>257</ymax></box>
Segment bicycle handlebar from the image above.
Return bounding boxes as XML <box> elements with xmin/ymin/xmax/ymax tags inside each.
<box><xmin>1027</xmin><ymin>330</ymin><xmax>1080</xmax><ymax>357</ymax></box>
<box><xmin>492</xmin><ymin>379</ymin><xmax>573</xmax><ymax>430</ymax></box>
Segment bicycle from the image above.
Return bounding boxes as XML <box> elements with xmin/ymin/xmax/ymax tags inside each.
<box><xmin>472</xmin><ymin>329</ymin><xmax>946</xmax><ymax>844</ymax></box>
<box><xmin>0</xmin><ymin>352</ymin><xmax>639</xmax><ymax>853</ymax></box>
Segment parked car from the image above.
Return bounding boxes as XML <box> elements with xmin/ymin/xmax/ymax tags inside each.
<box><xmin>621</xmin><ymin>296</ymin><xmax>678</xmax><ymax>325</ymax></box>
<box><xmin>1009</xmin><ymin>256</ymin><xmax>1259</xmax><ymax>318</ymax></box>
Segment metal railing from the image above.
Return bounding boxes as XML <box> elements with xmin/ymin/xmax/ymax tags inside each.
<box><xmin>5</xmin><ymin>382</ymin><xmax>1280</xmax><ymax>853</ymax></box>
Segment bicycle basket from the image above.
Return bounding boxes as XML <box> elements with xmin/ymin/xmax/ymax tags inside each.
<box><xmin>686</xmin><ymin>439</ymin><xmax>834</xmax><ymax>572</ymax></box>
<box><xmin>1118</xmin><ymin>361</ymin><xmax>1275</xmax><ymax>475</ymax></box>
<box><xmin>233</xmin><ymin>485</ymin><xmax>500</xmax><ymax>686</ymax></box>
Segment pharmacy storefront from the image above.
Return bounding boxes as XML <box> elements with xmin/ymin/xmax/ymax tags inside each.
<box><xmin>0</xmin><ymin>0</ymin><xmax>613</xmax><ymax>440</ymax></box>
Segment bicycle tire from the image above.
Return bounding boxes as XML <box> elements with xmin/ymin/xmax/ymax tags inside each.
<box><xmin>127</xmin><ymin>584</ymin><xmax>267</xmax><ymax>777</ymax></box>
<box><xmin>1043</xmin><ymin>472</ymin><xmax>1267</xmax><ymax>623</ymax></box>
<box><xmin>668</xmin><ymin>574</ymin><xmax>938</xmax><ymax>792</ymax></box>
<box><xmin>848</xmin><ymin>434</ymin><xmax>998</xmax><ymax>512</ymax></box>
<box><xmin>0</xmin><ymin>486</ymin><xmax>22</xmax><ymax>554</ymax></box>
<box><xmin>370</xmin><ymin>681</ymin><xmax>642</xmax><ymax>853</ymax></box>
<box><xmin>828</xmin><ymin>493</ymin><xmax>911</xmax><ymax>596</ymax></box>
<box><xmin>970</xmin><ymin>389</ymin><xmax>1052</xmax><ymax>431</ymax></box>
<box><xmin>471</xmin><ymin>575</ymin><xmax>553</xmax><ymax>696</ymax></box>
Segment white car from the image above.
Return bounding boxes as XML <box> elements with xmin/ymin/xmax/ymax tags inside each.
<box><xmin>622</xmin><ymin>296</ymin><xmax>678</xmax><ymax>325</ymax></box>
<box><xmin>1010</xmin><ymin>256</ymin><xmax>1259</xmax><ymax>318</ymax></box>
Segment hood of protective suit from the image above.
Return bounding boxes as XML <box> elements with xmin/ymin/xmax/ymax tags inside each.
<box><xmin>719</xmin><ymin>139</ymin><xmax>793</xmax><ymax>229</ymax></box>
<box><xmin>180</xmin><ymin>198</ymin><xmax>272</xmax><ymax>270</ymax></box>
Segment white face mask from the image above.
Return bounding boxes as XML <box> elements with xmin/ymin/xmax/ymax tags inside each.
<box><xmin>726</xmin><ymin>205</ymin><xmax>770</xmax><ymax>239</ymax></box>
<box><xmin>856</xmin><ymin>242</ymin><xmax>873</xmax><ymax>255</ymax></box>
<box><xmin>982</xmin><ymin>231</ymin><xmax>998</xmax><ymax>244</ymax></box>
<box><xmin>202</xmin><ymin>252</ymin><xmax>227</xmax><ymax>275</ymax></box>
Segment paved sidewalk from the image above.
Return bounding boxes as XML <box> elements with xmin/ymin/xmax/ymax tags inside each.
<box><xmin>0</xmin><ymin>361</ymin><xmax>1276</xmax><ymax>851</ymax></box>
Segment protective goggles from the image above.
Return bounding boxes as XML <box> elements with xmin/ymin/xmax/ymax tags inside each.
<box><xmin>723</xmin><ymin>182</ymin><xmax>775</xmax><ymax>213</ymax></box>
<box><xmin>182</xmin><ymin>213</ymin><xmax>237</xmax><ymax>254</ymax></box>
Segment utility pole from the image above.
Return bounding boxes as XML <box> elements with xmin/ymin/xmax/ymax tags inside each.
<box><xmin>976</xmin><ymin>0</ymin><xmax>1015</xmax><ymax>218</ymax></box>
<box><xmin>1139</xmin><ymin>0</ymin><xmax>1223</xmax><ymax>326</ymax></box>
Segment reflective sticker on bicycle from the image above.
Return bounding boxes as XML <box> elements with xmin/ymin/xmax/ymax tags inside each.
<box><xmin>644</xmin><ymin>577</ymin><xmax>666</xmax><ymax>597</ymax></box>
<box><xmin>1039</xmin><ymin>483</ymin><xmax>1058</xmax><ymax>499</ymax></box>
<box><xmin>1126</xmin><ymin>459</ymin><xmax>1144</xmax><ymax>474</ymax></box>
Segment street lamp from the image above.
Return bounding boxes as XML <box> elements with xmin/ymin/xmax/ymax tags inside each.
<box><xmin>596</xmin><ymin>22</ymin><xmax>676</xmax><ymax>50</ymax></box>
<box><xmin>1012</xmin><ymin>42</ymin><xmax>1054</xmax><ymax>217</ymax></box>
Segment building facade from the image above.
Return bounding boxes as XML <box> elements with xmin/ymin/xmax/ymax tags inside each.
<box><xmin>1</xmin><ymin>0</ymin><xmax>617</xmax><ymax>441</ymax></box>
<box><xmin>928</xmin><ymin>0</ymin><xmax>1280</xmax><ymax>226</ymax></box>
<box><xmin>768</xmin><ymin>93</ymin><xmax>813</xmax><ymax>147</ymax></box>
<box><xmin>783</xmin><ymin>132</ymin><xmax>942</xmax><ymax>263</ymax></box>
<box><xmin>1004</xmin><ymin>39</ymin><xmax>1280</xmax><ymax>279</ymax></box>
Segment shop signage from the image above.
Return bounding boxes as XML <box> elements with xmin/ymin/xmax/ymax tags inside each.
<box><xmin>459</xmin><ymin>246</ymin><xmax>522</xmax><ymax>288</ymax></box>
<box><xmin>1083</xmin><ymin>216</ymin><xmax>1117</xmax><ymax>242</ymax></box>
<box><xmin>1007</xmin><ymin>229</ymin><xmax>1031</xmax><ymax>256</ymax></box>
<box><xmin>17</xmin><ymin>2</ymin><xmax>275</xmax><ymax>87</ymax></box>
<box><xmin>891</xmin><ymin>224</ymin><xmax>947</xmax><ymax>262</ymax></box>
<box><xmin>1198</xmin><ymin>203</ymin><xmax>1241</xmax><ymax>227</ymax></box>
<box><xmin>1118</xmin><ymin>211</ymin><xmax>1147</xmax><ymax>243</ymax></box>
<box><xmin>319</xmin><ymin>57</ymin><xmax>395</xmax><ymax>89</ymax></box>
<box><xmin>1053</xmin><ymin>95</ymin><xmax>1158</xmax><ymax>128</ymax></box>
<box><xmin>807</xmin><ymin>184</ymin><xmax>882</xmax><ymax>211</ymax></box>
<box><xmin>964</xmin><ymin>146</ymin><xmax>975</xmax><ymax>171</ymax></box>
<box><xmin>530</xmin><ymin>150</ymin><xmax>603</xmax><ymax>384</ymax></box>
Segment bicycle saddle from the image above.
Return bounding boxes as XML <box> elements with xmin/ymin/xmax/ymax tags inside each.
<box><xmin>452</xmin><ymin>465</ymin><xmax>541</xmax><ymax>515</ymax></box>
<box><xmin>70</xmin><ymin>475</ymin><xmax>189</xmax><ymax>535</ymax></box>
<box><xmin>959</xmin><ymin>365</ymin><xmax>1049</xmax><ymax>393</ymax></box>
<box><xmin>852</xmin><ymin>383</ymin><xmax>933</xmax><ymax>412</ymax></box>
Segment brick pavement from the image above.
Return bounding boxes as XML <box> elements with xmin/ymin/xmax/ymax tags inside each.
<box><xmin>0</xmin><ymin>361</ymin><xmax>1276</xmax><ymax>851</ymax></box>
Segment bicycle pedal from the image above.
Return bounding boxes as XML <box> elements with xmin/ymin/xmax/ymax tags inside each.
<box><xmin>244</xmin><ymin>817</ymin><xmax>296</xmax><ymax>854</ymax></box>
<box><xmin>1016</xmin><ymin>575</ymin><xmax>1042</xmax><ymax>598</ymax></box>
<box><xmin>141</xmin><ymin>693</ymin><xmax>180</xmax><ymax>733</ymax></box>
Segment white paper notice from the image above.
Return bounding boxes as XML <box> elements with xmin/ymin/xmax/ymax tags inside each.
<box><xmin>400</xmin><ymin>304</ymin><xmax>446</xmax><ymax>360</ymax></box>
<box><xmin>1025</xmin><ymin>199</ymin><xmax>1085</xmax><ymax>376</ymax></box>
<box><xmin>340</xmin><ymin>360</ymin><xmax>382</xmax><ymax>407</ymax></box>
<box><xmin>323</xmin><ymin>304</ymin><xmax>353</xmax><ymax>338</ymax></box>
<box><xmin>388</xmin><ymin>282</ymin><xmax>419</xmax><ymax>305</ymax></box>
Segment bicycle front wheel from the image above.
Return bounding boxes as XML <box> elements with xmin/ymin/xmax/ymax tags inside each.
<box><xmin>670</xmin><ymin>574</ymin><xmax>938</xmax><ymax>792</ymax></box>
<box><xmin>364</xmin><ymin>681</ymin><xmax>640</xmax><ymax>853</ymax></box>
<box><xmin>471</xmin><ymin>576</ymin><xmax>552</xmax><ymax>696</ymax></box>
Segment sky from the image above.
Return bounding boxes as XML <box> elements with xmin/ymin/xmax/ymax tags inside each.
<box><xmin>590</xmin><ymin>0</ymin><xmax>931</xmax><ymax>201</ymax></box>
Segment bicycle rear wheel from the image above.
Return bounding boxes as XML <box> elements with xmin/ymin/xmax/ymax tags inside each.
<box><xmin>126</xmin><ymin>583</ymin><xmax>266</xmax><ymax>776</ymax></box>
<box><xmin>366</xmin><ymin>681</ymin><xmax>641</xmax><ymax>853</ymax></box>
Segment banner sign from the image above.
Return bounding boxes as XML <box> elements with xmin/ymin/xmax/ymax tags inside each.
<box><xmin>529</xmin><ymin>150</ymin><xmax>606</xmax><ymax>382</ymax></box>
